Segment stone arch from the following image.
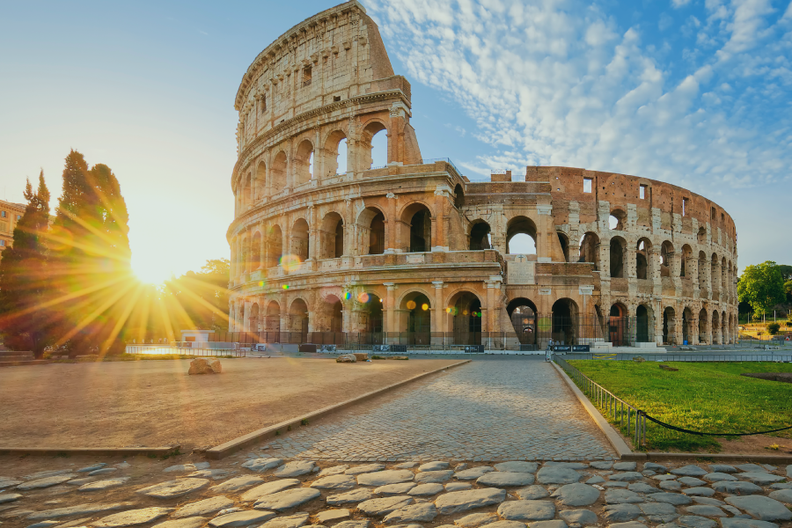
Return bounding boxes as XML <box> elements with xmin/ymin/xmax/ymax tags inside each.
<box><xmin>663</xmin><ymin>306</ymin><xmax>676</xmax><ymax>345</ymax></box>
<box><xmin>294</xmin><ymin>139</ymin><xmax>314</xmax><ymax>185</ymax></box>
<box><xmin>697</xmin><ymin>226</ymin><xmax>707</xmax><ymax>245</ymax></box>
<box><xmin>291</xmin><ymin>218</ymin><xmax>310</xmax><ymax>262</ymax></box>
<box><xmin>255</xmin><ymin>161</ymin><xmax>266</xmax><ymax>200</ymax></box>
<box><xmin>610</xmin><ymin>236</ymin><xmax>627</xmax><ymax>278</ymax></box>
<box><xmin>712</xmin><ymin>310</ymin><xmax>721</xmax><ymax>345</ymax></box>
<box><xmin>507</xmin><ymin>216</ymin><xmax>537</xmax><ymax>255</ymax></box>
<box><xmin>249</xmin><ymin>303</ymin><xmax>260</xmax><ymax>333</ymax></box>
<box><xmin>317</xmin><ymin>293</ymin><xmax>343</xmax><ymax>334</ymax></box>
<box><xmin>266</xmin><ymin>301</ymin><xmax>281</xmax><ymax>334</ymax></box>
<box><xmin>609</xmin><ymin>208</ymin><xmax>627</xmax><ymax>230</ymax></box>
<box><xmin>698</xmin><ymin>307</ymin><xmax>709</xmax><ymax>344</ymax></box>
<box><xmin>609</xmin><ymin>302</ymin><xmax>629</xmax><ymax>346</ymax></box>
<box><xmin>250</xmin><ymin>231</ymin><xmax>262</xmax><ymax>270</ymax></box>
<box><xmin>271</xmin><ymin>151</ymin><xmax>288</xmax><ymax>192</ymax></box>
<box><xmin>636</xmin><ymin>238</ymin><xmax>652</xmax><ymax>280</ymax></box>
<box><xmin>243</xmin><ymin>171</ymin><xmax>253</xmax><ymax>209</ymax></box>
<box><xmin>660</xmin><ymin>241</ymin><xmax>674</xmax><ymax>277</ymax></box>
<box><xmin>453</xmin><ymin>184</ymin><xmax>465</xmax><ymax>209</ymax></box>
<box><xmin>399</xmin><ymin>290</ymin><xmax>432</xmax><ymax>345</ymax></box>
<box><xmin>711</xmin><ymin>253</ymin><xmax>720</xmax><ymax>292</ymax></box>
<box><xmin>324</xmin><ymin>130</ymin><xmax>348</xmax><ymax>177</ymax></box>
<box><xmin>681</xmin><ymin>244</ymin><xmax>693</xmax><ymax>278</ymax></box>
<box><xmin>470</xmin><ymin>221</ymin><xmax>491</xmax><ymax>250</ymax></box>
<box><xmin>579</xmin><ymin>232</ymin><xmax>600</xmax><ymax>271</ymax></box>
<box><xmin>361</xmin><ymin>120</ymin><xmax>388</xmax><ymax>170</ymax></box>
<box><xmin>267</xmin><ymin>225</ymin><xmax>283</xmax><ymax>268</ymax></box>
<box><xmin>557</xmin><ymin>232</ymin><xmax>570</xmax><ymax>262</ymax></box>
<box><xmin>636</xmin><ymin>304</ymin><xmax>653</xmax><ymax>343</ymax></box>
<box><xmin>446</xmin><ymin>290</ymin><xmax>482</xmax><ymax>345</ymax></box>
<box><xmin>288</xmin><ymin>298</ymin><xmax>309</xmax><ymax>337</ymax></box>
<box><xmin>552</xmin><ymin>298</ymin><xmax>578</xmax><ymax>345</ymax></box>
<box><xmin>357</xmin><ymin>206</ymin><xmax>386</xmax><ymax>255</ymax></box>
<box><xmin>400</xmin><ymin>202</ymin><xmax>432</xmax><ymax>253</ymax></box>
<box><xmin>682</xmin><ymin>306</ymin><xmax>694</xmax><ymax>345</ymax></box>
<box><xmin>507</xmin><ymin>297</ymin><xmax>538</xmax><ymax>345</ymax></box>
<box><xmin>320</xmin><ymin>211</ymin><xmax>344</xmax><ymax>259</ymax></box>
<box><xmin>360</xmin><ymin>292</ymin><xmax>384</xmax><ymax>337</ymax></box>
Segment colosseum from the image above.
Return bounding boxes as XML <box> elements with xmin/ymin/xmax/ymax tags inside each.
<box><xmin>226</xmin><ymin>1</ymin><xmax>738</xmax><ymax>352</ymax></box>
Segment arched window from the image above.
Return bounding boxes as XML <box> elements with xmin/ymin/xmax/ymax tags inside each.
<box><xmin>251</xmin><ymin>232</ymin><xmax>262</xmax><ymax>270</ymax></box>
<box><xmin>609</xmin><ymin>303</ymin><xmax>628</xmax><ymax>346</ymax></box>
<box><xmin>636</xmin><ymin>304</ymin><xmax>652</xmax><ymax>343</ymax></box>
<box><xmin>401</xmin><ymin>292</ymin><xmax>431</xmax><ymax>345</ymax></box>
<box><xmin>292</xmin><ymin>219</ymin><xmax>310</xmax><ymax>262</ymax></box>
<box><xmin>681</xmin><ymin>245</ymin><xmax>693</xmax><ymax>278</ymax></box>
<box><xmin>507</xmin><ymin>298</ymin><xmax>537</xmax><ymax>346</ymax></box>
<box><xmin>507</xmin><ymin>216</ymin><xmax>537</xmax><ymax>255</ymax></box>
<box><xmin>609</xmin><ymin>209</ymin><xmax>627</xmax><ymax>230</ymax></box>
<box><xmin>470</xmin><ymin>222</ymin><xmax>491</xmax><ymax>250</ymax></box>
<box><xmin>249</xmin><ymin>303</ymin><xmax>260</xmax><ymax>333</ymax></box>
<box><xmin>636</xmin><ymin>239</ymin><xmax>651</xmax><ymax>280</ymax></box>
<box><xmin>271</xmin><ymin>151</ymin><xmax>288</xmax><ymax>192</ymax></box>
<box><xmin>454</xmin><ymin>184</ymin><xmax>465</xmax><ymax>209</ymax></box>
<box><xmin>698</xmin><ymin>308</ymin><xmax>709</xmax><ymax>345</ymax></box>
<box><xmin>448</xmin><ymin>291</ymin><xmax>482</xmax><ymax>345</ymax></box>
<box><xmin>289</xmin><ymin>299</ymin><xmax>309</xmax><ymax>338</ymax></box>
<box><xmin>325</xmin><ymin>131</ymin><xmax>347</xmax><ymax>177</ymax></box>
<box><xmin>552</xmin><ymin>298</ymin><xmax>578</xmax><ymax>345</ymax></box>
<box><xmin>697</xmin><ymin>227</ymin><xmax>707</xmax><ymax>245</ymax></box>
<box><xmin>401</xmin><ymin>204</ymin><xmax>432</xmax><ymax>253</ymax></box>
<box><xmin>295</xmin><ymin>140</ymin><xmax>314</xmax><ymax>186</ymax></box>
<box><xmin>362</xmin><ymin>122</ymin><xmax>388</xmax><ymax>170</ymax></box>
<box><xmin>321</xmin><ymin>212</ymin><xmax>344</xmax><ymax>259</ymax></box>
<box><xmin>357</xmin><ymin>207</ymin><xmax>385</xmax><ymax>255</ymax></box>
<box><xmin>557</xmin><ymin>232</ymin><xmax>569</xmax><ymax>262</ymax></box>
<box><xmin>579</xmin><ymin>232</ymin><xmax>600</xmax><ymax>270</ymax></box>
<box><xmin>267</xmin><ymin>225</ymin><xmax>283</xmax><ymax>268</ymax></box>
<box><xmin>660</xmin><ymin>241</ymin><xmax>674</xmax><ymax>277</ymax></box>
<box><xmin>266</xmin><ymin>301</ymin><xmax>281</xmax><ymax>337</ymax></box>
<box><xmin>255</xmin><ymin>161</ymin><xmax>266</xmax><ymax>201</ymax></box>
<box><xmin>610</xmin><ymin>237</ymin><xmax>626</xmax><ymax>278</ymax></box>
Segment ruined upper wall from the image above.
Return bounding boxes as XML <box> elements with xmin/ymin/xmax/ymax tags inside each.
<box><xmin>235</xmin><ymin>1</ymin><xmax>401</xmax><ymax>146</ymax></box>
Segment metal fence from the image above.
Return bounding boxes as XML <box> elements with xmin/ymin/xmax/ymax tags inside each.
<box><xmin>555</xmin><ymin>357</ymin><xmax>646</xmax><ymax>446</ymax></box>
<box><xmin>125</xmin><ymin>344</ymin><xmax>247</xmax><ymax>357</ymax></box>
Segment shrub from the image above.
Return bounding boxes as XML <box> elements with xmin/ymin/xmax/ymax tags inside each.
<box><xmin>768</xmin><ymin>323</ymin><xmax>780</xmax><ymax>335</ymax></box>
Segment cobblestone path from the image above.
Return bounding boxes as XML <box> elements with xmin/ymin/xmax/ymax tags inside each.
<box><xmin>262</xmin><ymin>358</ymin><xmax>616</xmax><ymax>461</ymax></box>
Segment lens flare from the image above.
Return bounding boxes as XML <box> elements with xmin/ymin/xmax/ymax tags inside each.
<box><xmin>406</xmin><ymin>300</ymin><xmax>416</xmax><ymax>310</ymax></box>
<box><xmin>357</xmin><ymin>292</ymin><xmax>370</xmax><ymax>303</ymax></box>
<box><xmin>342</xmin><ymin>291</ymin><xmax>352</xmax><ymax>301</ymax></box>
<box><xmin>279</xmin><ymin>254</ymin><xmax>301</xmax><ymax>272</ymax></box>
<box><xmin>282</xmin><ymin>284</ymin><xmax>289</xmax><ymax>290</ymax></box>
<box><xmin>421</xmin><ymin>303</ymin><xmax>429</xmax><ymax>311</ymax></box>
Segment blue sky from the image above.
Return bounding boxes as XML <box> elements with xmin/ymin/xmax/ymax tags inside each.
<box><xmin>0</xmin><ymin>0</ymin><xmax>789</xmax><ymax>283</ymax></box>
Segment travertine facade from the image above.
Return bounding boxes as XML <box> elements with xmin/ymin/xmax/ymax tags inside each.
<box><xmin>0</xmin><ymin>199</ymin><xmax>27</xmax><ymax>258</ymax></box>
<box><xmin>227</xmin><ymin>1</ymin><xmax>738</xmax><ymax>348</ymax></box>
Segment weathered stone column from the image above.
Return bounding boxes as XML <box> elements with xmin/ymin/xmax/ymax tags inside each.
<box><xmin>386</xmin><ymin>193</ymin><xmax>398</xmax><ymax>252</ymax></box>
<box><xmin>384</xmin><ymin>283</ymin><xmax>396</xmax><ymax>337</ymax></box>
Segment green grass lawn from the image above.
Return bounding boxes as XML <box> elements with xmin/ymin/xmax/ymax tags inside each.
<box><xmin>567</xmin><ymin>360</ymin><xmax>792</xmax><ymax>452</ymax></box>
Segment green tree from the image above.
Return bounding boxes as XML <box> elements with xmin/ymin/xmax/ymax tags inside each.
<box><xmin>777</xmin><ymin>264</ymin><xmax>792</xmax><ymax>281</ymax></box>
<box><xmin>163</xmin><ymin>258</ymin><xmax>230</xmax><ymax>332</ymax></box>
<box><xmin>737</xmin><ymin>261</ymin><xmax>786</xmax><ymax>318</ymax></box>
<box><xmin>49</xmin><ymin>150</ymin><xmax>133</xmax><ymax>357</ymax></box>
<box><xmin>0</xmin><ymin>173</ymin><xmax>53</xmax><ymax>357</ymax></box>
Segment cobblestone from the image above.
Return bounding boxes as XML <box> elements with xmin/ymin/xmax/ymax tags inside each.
<box><xmin>258</xmin><ymin>359</ymin><xmax>615</xmax><ymax>462</ymax></box>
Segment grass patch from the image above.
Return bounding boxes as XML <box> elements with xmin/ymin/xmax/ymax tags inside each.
<box><xmin>568</xmin><ymin>360</ymin><xmax>792</xmax><ymax>452</ymax></box>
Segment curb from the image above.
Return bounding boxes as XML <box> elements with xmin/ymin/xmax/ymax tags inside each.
<box><xmin>205</xmin><ymin>359</ymin><xmax>472</xmax><ymax>459</ymax></box>
<box><xmin>0</xmin><ymin>446</ymin><xmax>180</xmax><ymax>457</ymax></box>
<box><xmin>550</xmin><ymin>361</ymin><xmax>633</xmax><ymax>459</ymax></box>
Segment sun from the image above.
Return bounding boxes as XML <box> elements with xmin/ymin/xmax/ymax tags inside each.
<box><xmin>132</xmin><ymin>257</ymin><xmax>174</xmax><ymax>285</ymax></box>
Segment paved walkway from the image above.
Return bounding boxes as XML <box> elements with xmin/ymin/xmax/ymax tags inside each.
<box><xmin>261</xmin><ymin>358</ymin><xmax>616</xmax><ymax>461</ymax></box>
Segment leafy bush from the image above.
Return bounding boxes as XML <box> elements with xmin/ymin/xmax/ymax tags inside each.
<box><xmin>768</xmin><ymin>323</ymin><xmax>780</xmax><ymax>335</ymax></box>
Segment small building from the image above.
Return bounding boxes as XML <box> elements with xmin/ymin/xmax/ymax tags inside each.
<box><xmin>0</xmin><ymin>199</ymin><xmax>27</xmax><ymax>258</ymax></box>
<box><xmin>180</xmin><ymin>330</ymin><xmax>214</xmax><ymax>347</ymax></box>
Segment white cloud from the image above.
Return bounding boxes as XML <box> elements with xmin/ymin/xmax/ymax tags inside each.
<box><xmin>672</xmin><ymin>0</ymin><xmax>693</xmax><ymax>8</ymax></box>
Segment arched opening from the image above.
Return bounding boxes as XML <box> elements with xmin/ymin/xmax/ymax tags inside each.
<box><xmin>610</xmin><ymin>237</ymin><xmax>626</xmax><ymax>278</ymax></box>
<box><xmin>448</xmin><ymin>291</ymin><xmax>482</xmax><ymax>345</ymax></box>
<box><xmin>579</xmin><ymin>232</ymin><xmax>600</xmax><ymax>271</ymax></box>
<box><xmin>362</xmin><ymin>122</ymin><xmax>388</xmax><ymax>170</ymax></box>
<box><xmin>609</xmin><ymin>303</ymin><xmax>628</xmax><ymax>346</ymax></box>
<box><xmin>470</xmin><ymin>222</ymin><xmax>491</xmax><ymax>250</ymax></box>
<box><xmin>557</xmin><ymin>232</ymin><xmax>570</xmax><ymax>262</ymax></box>
<box><xmin>681</xmin><ymin>245</ymin><xmax>693</xmax><ymax>277</ymax></box>
<box><xmin>721</xmin><ymin>257</ymin><xmax>727</xmax><ymax>291</ymax></box>
<box><xmin>609</xmin><ymin>209</ymin><xmax>627</xmax><ymax>230</ymax></box>
<box><xmin>711</xmin><ymin>253</ymin><xmax>720</xmax><ymax>292</ymax></box>
<box><xmin>271</xmin><ymin>151</ymin><xmax>288</xmax><ymax>192</ymax></box>
<box><xmin>321</xmin><ymin>294</ymin><xmax>343</xmax><ymax>334</ymax></box>
<box><xmin>249</xmin><ymin>303</ymin><xmax>260</xmax><ymax>333</ymax></box>
<box><xmin>698</xmin><ymin>308</ymin><xmax>709</xmax><ymax>344</ymax></box>
<box><xmin>507</xmin><ymin>216</ymin><xmax>537</xmax><ymax>255</ymax></box>
<box><xmin>289</xmin><ymin>298</ymin><xmax>309</xmax><ymax>341</ymax></box>
<box><xmin>663</xmin><ymin>307</ymin><xmax>676</xmax><ymax>345</ymax></box>
<box><xmin>402</xmin><ymin>203</ymin><xmax>432</xmax><ymax>253</ymax></box>
<box><xmin>507</xmin><ymin>298</ymin><xmax>537</xmax><ymax>346</ymax></box>
<box><xmin>636</xmin><ymin>239</ymin><xmax>651</xmax><ymax>280</ymax></box>
<box><xmin>291</xmin><ymin>219</ymin><xmax>310</xmax><ymax>262</ymax></box>
<box><xmin>267</xmin><ymin>225</ymin><xmax>283</xmax><ymax>268</ymax></box>
<box><xmin>295</xmin><ymin>140</ymin><xmax>314</xmax><ymax>186</ymax></box>
<box><xmin>243</xmin><ymin>172</ymin><xmax>253</xmax><ymax>209</ymax></box>
<box><xmin>251</xmin><ymin>231</ymin><xmax>262</xmax><ymax>270</ymax></box>
<box><xmin>255</xmin><ymin>161</ymin><xmax>266</xmax><ymax>200</ymax></box>
<box><xmin>552</xmin><ymin>298</ymin><xmax>578</xmax><ymax>345</ymax></box>
<box><xmin>712</xmin><ymin>310</ymin><xmax>721</xmax><ymax>345</ymax></box>
<box><xmin>636</xmin><ymin>304</ymin><xmax>652</xmax><ymax>343</ymax></box>
<box><xmin>363</xmin><ymin>293</ymin><xmax>384</xmax><ymax>338</ymax></box>
<box><xmin>401</xmin><ymin>292</ymin><xmax>431</xmax><ymax>346</ymax></box>
<box><xmin>266</xmin><ymin>301</ymin><xmax>281</xmax><ymax>340</ymax></box>
<box><xmin>357</xmin><ymin>207</ymin><xmax>385</xmax><ymax>255</ymax></box>
<box><xmin>660</xmin><ymin>241</ymin><xmax>674</xmax><ymax>277</ymax></box>
<box><xmin>321</xmin><ymin>212</ymin><xmax>344</xmax><ymax>259</ymax></box>
<box><xmin>454</xmin><ymin>184</ymin><xmax>465</xmax><ymax>209</ymax></box>
<box><xmin>324</xmin><ymin>131</ymin><xmax>348</xmax><ymax>177</ymax></box>
<box><xmin>697</xmin><ymin>227</ymin><xmax>707</xmax><ymax>245</ymax></box>
<box><xmin>682</xmin><ymin>307</ymin><xmax>693</xmax><ymax>345</ymax></box>
<box><xmin>698</xmin><ymin>251</ymin><xmax>708</xmax><ymax>286</ymax></box>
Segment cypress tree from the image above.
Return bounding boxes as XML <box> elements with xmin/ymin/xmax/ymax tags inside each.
<box><xmin>0</xmin><ymin>172</ymin><xmax>53</xmax><ymax>358</ymax></box>
<box><xmin>50</xmin><ymin>150</ymin><xmax>133</xmax><ymax>357</ymax></box>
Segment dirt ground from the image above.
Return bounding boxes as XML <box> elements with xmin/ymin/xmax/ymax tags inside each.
<box><xmin>0</xmin><ymin>357</ymin><xmax>459</xmax><ymax>450</ymax></box>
